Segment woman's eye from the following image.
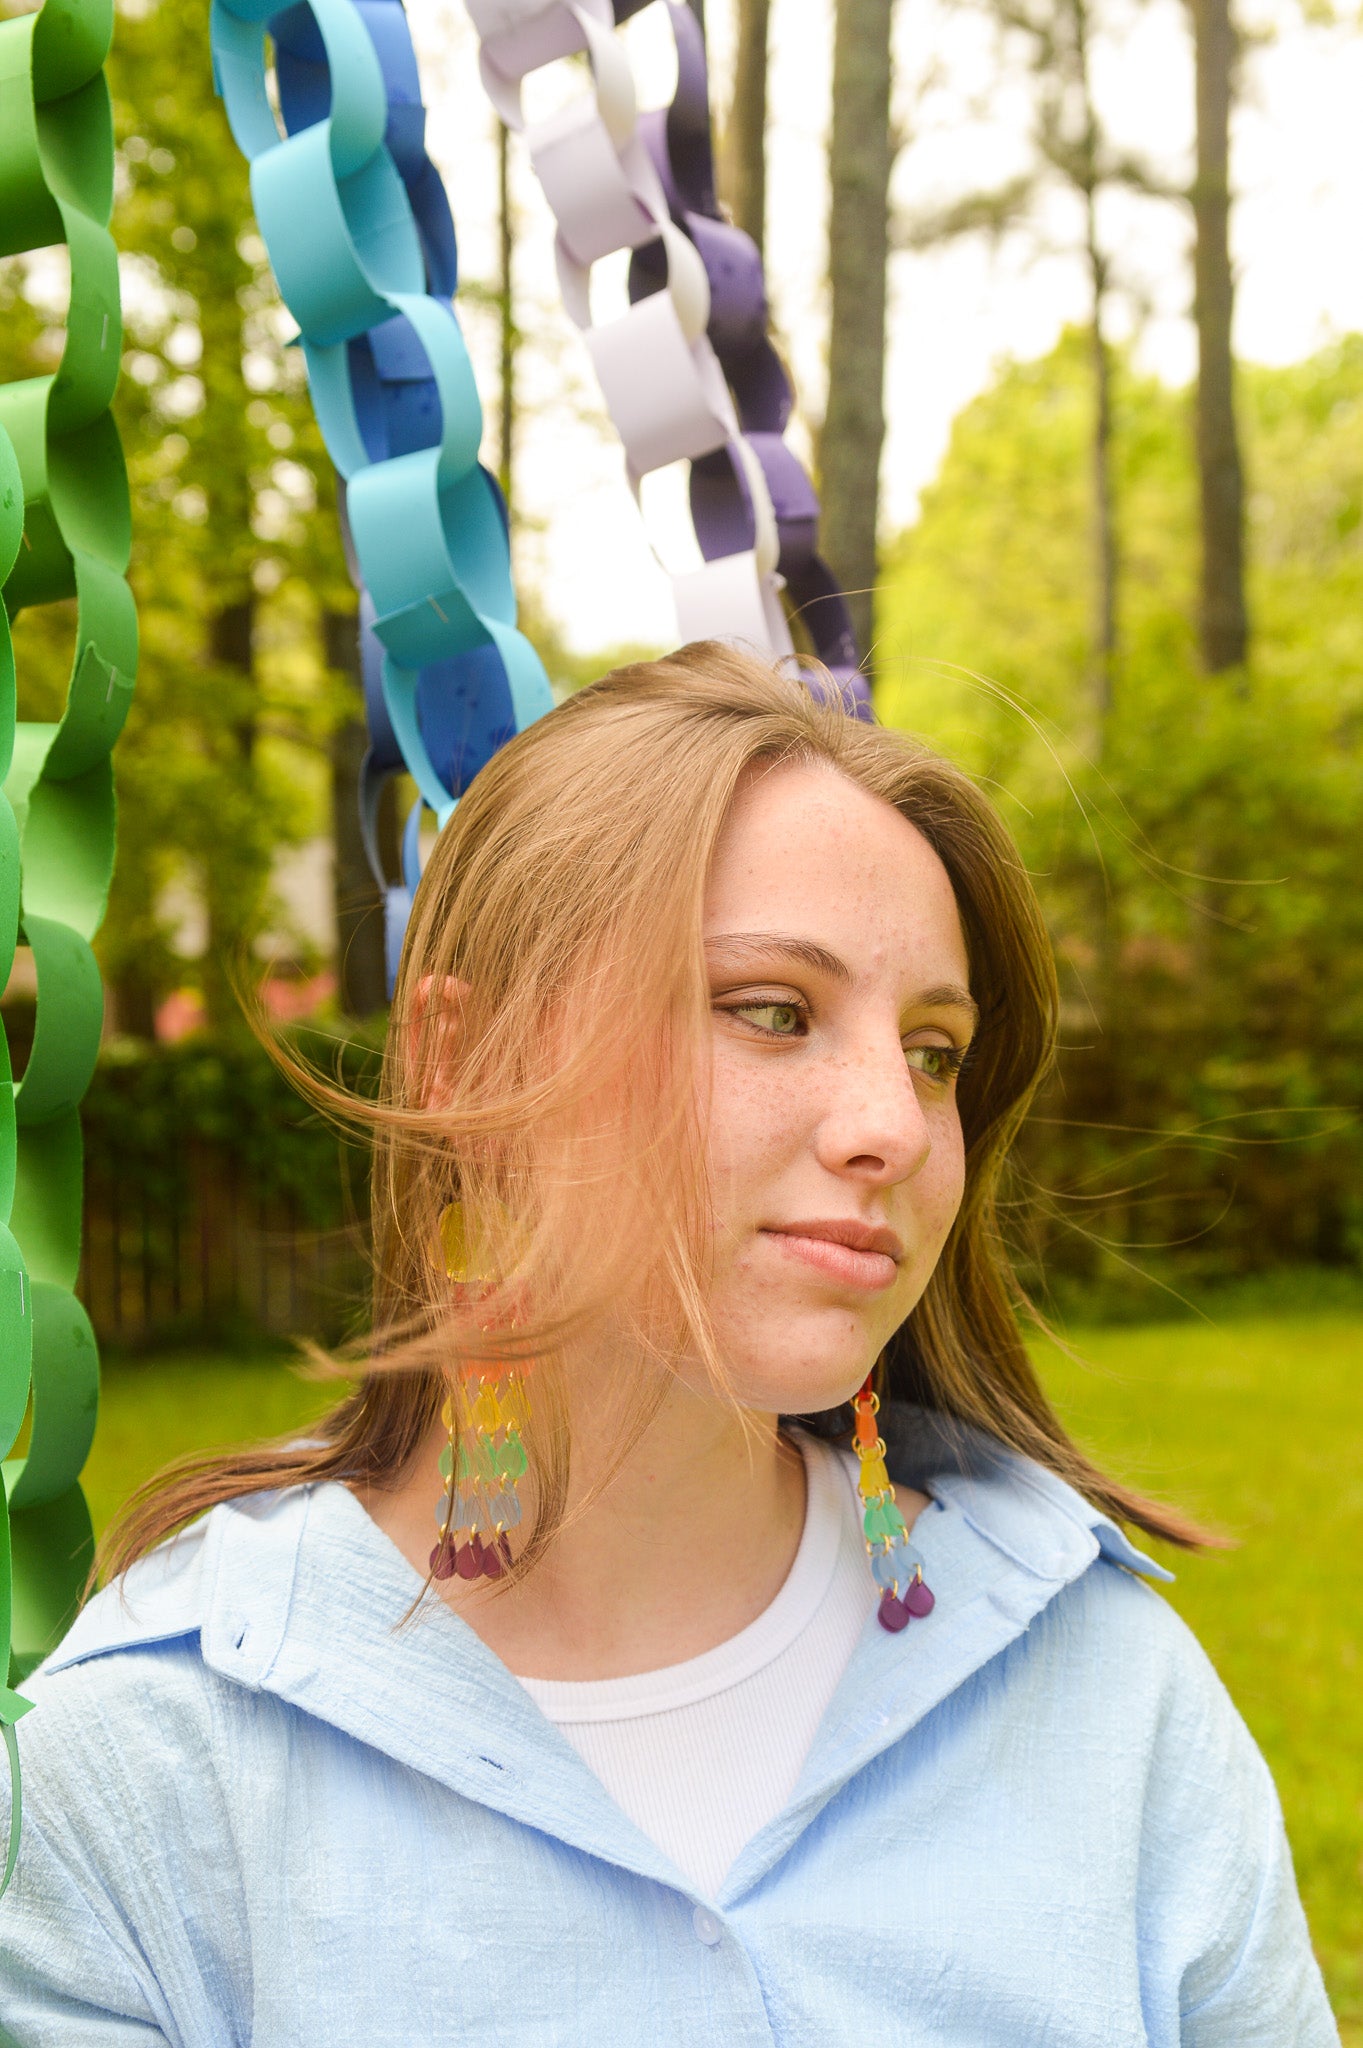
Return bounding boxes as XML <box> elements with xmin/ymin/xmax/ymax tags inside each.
<box><xmin>905</xmin><ymin>1043</ymin><xmax>966</xmax><ymax>1083</ymax></box>
<box><xmin>732</xmin><ymin>1003</ymin><xmax>804</xmax><ymax>1036</ymax></box>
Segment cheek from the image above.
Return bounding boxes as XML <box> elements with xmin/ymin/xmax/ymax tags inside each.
<box><xmin>878</xmin><ymin>1118</ymin><xmax>965</xmax><ymax>1334</ymax></box>
<box><xmin>917</xmin><ymin>1112</ymin><xmax>967</xmax><ymax>1247</ymax></box>
<box><xmin>702</xmin><ymin>1048</ymin><xmax>802</xmax><ymax>1206</ymax></box>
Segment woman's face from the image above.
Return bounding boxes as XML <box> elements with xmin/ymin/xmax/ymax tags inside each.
<box><xmin>700</xmin><ymin>759</ymin><xmax>975</xmax><ymax>1415</ymax></box>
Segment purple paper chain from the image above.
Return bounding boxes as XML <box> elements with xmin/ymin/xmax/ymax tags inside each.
<box><xmin>625</xmin><ymin>0</ymin><xmax>869</xmax><ymax>714</ymax></box>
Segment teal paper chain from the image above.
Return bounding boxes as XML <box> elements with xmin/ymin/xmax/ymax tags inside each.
<box><xmin>211</xmin><ymin>0</ymin><xmax>552</xmax><ymax>833</ymax></box>
<box><xmin>0</xmin><ymin>0</ymin><xmax>137</xmax><ymax>1887</ymax></box>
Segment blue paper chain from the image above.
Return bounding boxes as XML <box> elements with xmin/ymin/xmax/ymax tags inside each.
<box><xmin>210</xmin><ymin>0</ymin><xmax>553</xmax><ymax>979</ymax></box>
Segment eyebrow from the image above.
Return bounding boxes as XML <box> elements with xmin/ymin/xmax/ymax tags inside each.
<box><xmin>915</xmin><ymin>983</ymin><xmax>981</xmax><ymax>1030</ymax></box>
<box><xmin>706</xmin><ymin>932</ymin><xmax>854</xmax><ymax>984</ymax></box>
<box><xmin>705</xmin><ymin>932</ymin><xmax>980</xmax><ymax>1029</ymax></box>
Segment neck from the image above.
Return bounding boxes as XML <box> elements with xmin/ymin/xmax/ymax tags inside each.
<box><xmin>360</xmin><ymin>1373</ymin><xmax>809</xmax><ymax>1680</ymax></box>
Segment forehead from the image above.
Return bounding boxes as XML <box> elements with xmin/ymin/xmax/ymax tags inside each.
<box><xmin>704</xmin><ymin>760</ymin><xmax>969</xmax><ymax>984</ymax></box>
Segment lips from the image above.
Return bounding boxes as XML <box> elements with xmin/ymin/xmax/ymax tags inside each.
<box><xmin>761</xmin><ymin>1219</ymin><xmax>903</xmax><ymax>1291</ymax></box>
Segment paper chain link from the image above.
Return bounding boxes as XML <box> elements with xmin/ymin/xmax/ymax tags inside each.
<box><xmin>465</xmin><ymin>0</ymin><xmax>868</xmax><ymax>712</ymax></box>
<box><xmin>629</xmin><ymin>0</ymin><xmax>866</xmax><ymax>705</ymax></box>
<box><xmin>0</xmin><ymin>0</ymin><xmax>137</xmax><ymax>1886</ymax></box>
<box><xmin>211</xmin><ymin>0</ymin><xmax>555</xmax><ymax>980</ymax></box>
<box><xmin>0</xmin><ymin>424</ymin><xmax>29</xmax><ymax>1897</ymax></box>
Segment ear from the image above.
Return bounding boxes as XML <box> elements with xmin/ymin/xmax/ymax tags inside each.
<box><xmin>408</xmin><ymin>973</ymin><xmax>470</xmax><ymax>1109</ymax></box>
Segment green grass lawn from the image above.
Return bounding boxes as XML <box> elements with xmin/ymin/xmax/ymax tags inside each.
<box><xmin>1032</xmin><ymin>1315</ymin><xmax>1362</xmax><ymax>2040</ymax></box>
<box><xmin>81</xmin><ymin>1347</ymin><xmax>334</xmax><ymax>1539</ymax></box>
<box><xmin>83</xmin><ymin>1316</ymin><xmax>1361</xmax><ymax>2036</ymax></box>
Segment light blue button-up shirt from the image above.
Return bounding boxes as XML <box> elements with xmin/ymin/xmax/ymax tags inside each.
<box><xmin>0</xmin><ymin>1408</ymin><xmax>1338</xmax><ymax>2045</ymax></box>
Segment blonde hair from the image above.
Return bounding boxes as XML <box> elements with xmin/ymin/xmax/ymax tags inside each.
<box><xmin>100</xmin><ymin>643</ymin><xmax>1205</xmax><ymax>1582</ymax></box>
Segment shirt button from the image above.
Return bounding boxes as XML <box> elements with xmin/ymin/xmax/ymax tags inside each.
<box><xmin>691</xmin><ymin>1905</ymin><xmax>722</xmax><ymax>1947</ymax></box>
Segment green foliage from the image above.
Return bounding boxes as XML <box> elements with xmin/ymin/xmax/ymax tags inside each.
<box><xmin>102</xmin><ymin>0</ymin><xmax>356</xmax><ymax>1025</ymax></box>
<box><xmin>0</xmin><ymin>0</ymin><xmax>357</xmax><ymax>1031</ymax></box>
<box><xmin>877</xmin><ymin>332</ymin><xmax>1363</xmax><ymax>1299</ymax></box>
<box><xmin>84</xmin><ymin>1025</ymin><xmax>383</xmax><ymax>1227</ymax></box>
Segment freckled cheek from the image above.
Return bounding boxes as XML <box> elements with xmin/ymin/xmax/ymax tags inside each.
<box><xmin>915</xmin><ymin>1122</ymin><xmax>967</xmax><ymax>1254</ymax></box>
<box><xmin>703</xmin><ymin>1055</ymin><xmax>809</xmax><ymax>1203</ymax></box>
<box><xmin>888</xmin><ymin>1099</ymin><xmax>963</xmax><ymax>1263</ymax></box>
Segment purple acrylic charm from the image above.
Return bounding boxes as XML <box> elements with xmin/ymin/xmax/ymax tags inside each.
<box><xmin>877</xmin><ymin>1591</ymin><xmax>911</xmax><ymax>1633</ymax></box>
<box><xmin>877</xmin><ymin>1576</ymin><xmax>935</xmax><ymax>1632</ymax></box>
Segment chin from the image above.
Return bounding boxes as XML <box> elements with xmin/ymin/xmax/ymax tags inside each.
<box><xmin>720</xmin><ymin>1312</ymin><xmax>889</xmax><ymax>1419</ymax></box>
<box><xmin>704</xmin><ymin>1277</ymin><xmax>916</xmax><ymax>1425</ymax></box>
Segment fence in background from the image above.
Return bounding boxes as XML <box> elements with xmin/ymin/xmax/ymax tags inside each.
<box><xmin>80</xmin><ymin>1142</ymin><xmax>371</xmax><ymax>1350</ymax></box>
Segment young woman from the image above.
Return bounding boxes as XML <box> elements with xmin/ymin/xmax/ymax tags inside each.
<box><xmin>0</xmin><ymin>647</ymin><xmax>1337</xmax><ymax>2044</ymax></box>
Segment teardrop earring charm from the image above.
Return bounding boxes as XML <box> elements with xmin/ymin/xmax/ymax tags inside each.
<box><xmin>438</xmin><ymin>1201</ymin><xmax>470</xmax><ymax>1286</ymax></box>
<box><xmin>429</xmin><ymin>1370</ymin><xmax>533</xmax><ymax>1583</ymax></box>
<box><xmin>853</xmin><ymin>1377</ymin><xmax>934</xmax><ymax>1633</ymax></box>
<box><xmin>430</xmin><ymin>1203</ymin><xmax>534</xmax><ymax>1584</ymax></box>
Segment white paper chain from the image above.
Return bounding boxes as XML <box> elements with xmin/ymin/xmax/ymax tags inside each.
<box><xmin>463</xmin><ymin>0</ymin><xmax>794</xmax><ymax>654</ymax></box>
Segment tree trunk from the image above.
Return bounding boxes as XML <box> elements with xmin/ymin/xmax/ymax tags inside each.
<box><xmin>821</xmin><ymin>0</ymin><xmax>895</xmax><ymax>668</ymax></box>
<box><xmin>110</xmin><ymin>958</ymin><xmax>158</xmax><ymax>1040</ymax></box>
<box><xmin>211</xmin><ymin>598</ymin><xmax>256</xmax><ymax>765</ymax></box>
<box><xmin>1051</xmin><ymin>0</ymin><xmax>1119</xmax><ymax>753</ymax></box>
<box><xmin>1190</xmin><ymin>0</ymin><xmax>1247</xmax><ymax>674</ymax></box>
<box><xmin>1082</xmin><ymin>239</ymin><xmax>1121</xmax><ymax>1049</ymax></box>
<box><xmin>497</xmin><ymin>118</ymin><xmax>515</xmax><ymax>527</ymax></box>
<box><xmin>722</xmin><ymin>0</ymin><xmax>771</xmax><ymax>256</ymax></box>
<box><xmin>1068</xmin><ymin>0</ymin><xmax>1121</xmax><ymax>1077</ymax></box>
<box><xmin>202</xmin><ymin>596</ymin><xmax>256</xmax><ymax>1029</ymax></box>
<box><xmin>324</xmin><ymin>608</ymin><xmax>388</xmax><ymax>1020</ymax></box>
<box><xmin>1085</xmin><ymin>200</ymin><xmax>1117</xmax><ymax>751</ymax></box>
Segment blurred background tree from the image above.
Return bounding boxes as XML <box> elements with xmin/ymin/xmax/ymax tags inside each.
<box><xmin>1189</xmin><ymin>0</ymin><xmax>1249</xmax><ymax>677</ymax></box>
<box><xmin>102</xmin><ymin>0</ymin><xmax>388</xmax><ymax>1029</ymax></box>
<box><xmin>0</xmin><ymin>0</ymin><xmax>384</xmax><ymax>1037</ymax></box>
<box><xmin>820</xmin><ymin>0</ymin><xmax>898</xmax><ymax>666</ymax></box>
<box><xmin>877</xmin><ymin>331</ymin><xmax>1363</xmax><ymax>1306</ymax></box>
<box><xmin>721</xmin><ymin>0</ymin><xmax>772</xmax><ymax>256</ymax></box>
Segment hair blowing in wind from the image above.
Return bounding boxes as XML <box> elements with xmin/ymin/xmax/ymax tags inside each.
<box><xmin>98</xmin><ymin>645</ymin><xmax>1209</xmax><ymax>1587</ymax></box>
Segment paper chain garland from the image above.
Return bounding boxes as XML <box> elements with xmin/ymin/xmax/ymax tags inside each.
<box><xmin>0</xmin><ymin>0</ymin><xmax>136</xmax><ymax>1882</ymax></box>
<box><xmin>465</xmin><ymin>0</ymin><xmax>869</xmax><ymax>712</ymax></box>
<box><xmin>631</xmin><ymin>1</ymin><xmax>865</xmax><ymax>703</ymax></box>
<box><xmin>214</xmin><ymin>0</ymin><xmax>867</xmax><ymax>978</ymax></box>
<box><xmin>211</xmin><ymin>0</ymin><xmax>555</xmax><ymax>980</ymax></box>
<box><xmin>0</xmin><ymin>422</ymin><xmax>31</xmax><ymax>1893</ymax></box>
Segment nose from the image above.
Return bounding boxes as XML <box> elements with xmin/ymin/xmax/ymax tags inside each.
<box><xmin>812</xmin><ymin>1027</ymin><xmax>933</xmax><ymax>1187</ymax></box>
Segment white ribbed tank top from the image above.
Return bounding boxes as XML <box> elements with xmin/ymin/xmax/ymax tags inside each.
<box><xmin>518</xmin><ymin>1436</ymin><xmax>876</xmax><ymax>1898</ymax></box>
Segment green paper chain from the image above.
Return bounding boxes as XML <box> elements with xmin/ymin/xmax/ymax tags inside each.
<box><xmin>0</xmin><ymin>0</ymin><xmax>136</xmax><ymax>1884</ymax></box>
<box><xmin>0</xmin><ymin>417</ymin><xmax>33</xmax><ymax>1899</ymax></box>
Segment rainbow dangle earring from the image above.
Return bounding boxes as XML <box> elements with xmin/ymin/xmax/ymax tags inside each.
<box><xmin>854</xmin><ymin>1376</ymin><xmax>934</xmax><ymax>1633</ymax></box>
<box><xmin>429</xmin><ymin>1203</ymin><xmax>533</xmax><ymax>1585</ymax></box>
<box><xmin>429</xmin><ymin>1371</ymin><xmax>532</xmax><ymax>1583</ymax></box>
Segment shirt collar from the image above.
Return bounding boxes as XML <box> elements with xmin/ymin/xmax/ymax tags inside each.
<box><xmin>52</xmin><ymin>1481</ymin><xmax>702</xmax><ymax>1893</ymax></box>
<box><xmin>714</xmin><ymin>1405</ymin><xmax>1171</xmax><ymax>1902</ymax></box>
<box><xmin>46</xmin><ymin>1403</ymin><xmax>1171</xmax><ymax>1904</ymax></box>
<box><xmin>880</xmin><ymin>1402</ymin><xmax>1173</xmax><ymax>1584</ymax></box>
